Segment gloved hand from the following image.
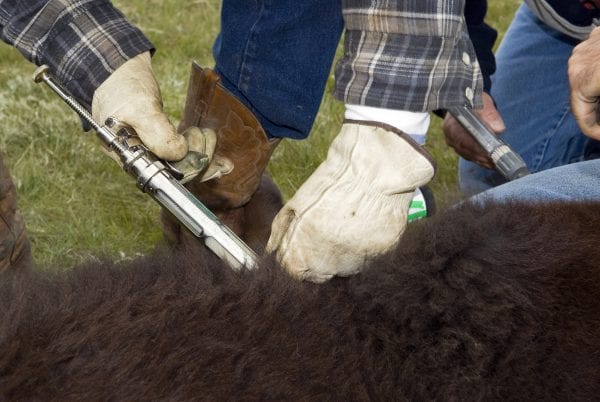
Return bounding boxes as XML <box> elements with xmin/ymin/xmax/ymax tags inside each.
<box><xmin>92</xmin><ymin>51</ymin><xmax>187</xmax><ymax>161</ymax></box>
<box><xmin>267</xmin><ymin>121</ymin><xmax>435</xmax><ymax>283</ymax></box>
<box><xmin>442</xmin><ymin>92</ymin><xmax>505</xmax><ymax>169</ymax></box>
<box><xmin>167</xmin><ymin>126</ymin><xmax>233</xmax><ymax>184</ymax></box>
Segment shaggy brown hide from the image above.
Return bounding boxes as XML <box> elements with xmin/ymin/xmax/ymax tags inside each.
<box><xmin>1</xmin><ymin>201</ymin><xmax>599</xmax><ymax>401</ymax></box>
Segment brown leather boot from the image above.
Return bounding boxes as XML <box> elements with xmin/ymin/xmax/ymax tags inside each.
<box><xmin>0</xmin><ymin>154</ymin><xmax>31</xmax><ymax>273</ymax></box>
<box><xmin>161</xmin><ymin>63</ymin><xmax>282</xmax><ymax>252</ymax></box>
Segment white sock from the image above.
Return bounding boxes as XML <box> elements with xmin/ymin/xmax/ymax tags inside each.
<box><xmin>344</xmin><ymin>104</ymin><xmax>430</xmax><ymax>145</ymax></box>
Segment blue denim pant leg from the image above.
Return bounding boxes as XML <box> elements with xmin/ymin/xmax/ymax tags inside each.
<box><xmin>469</xmin><ymin>160</ymin><xmax>600</xmax><ymax>203</ymax></box>
<box><xmin>213</xmin><ymin>0</ymin><xmax>344</xmax><ymax>139</ymax></box>
<box><xmin>459</xmin><ymin>3</ymin><xmax>596</xmax><ymax>196</ymax></box>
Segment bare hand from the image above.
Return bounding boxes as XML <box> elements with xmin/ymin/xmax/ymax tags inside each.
<box><xmin>569</xmin><ymin>26</ymin><xmax>600</xmax><ymax>140</ymax></box>
<box><xmin>442</xmin><ymin>92</ymin><xmax>506</xmax><ymax>169</ymax></box>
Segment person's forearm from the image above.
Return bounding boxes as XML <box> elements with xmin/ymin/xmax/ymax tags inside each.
<box><xmin>0</xmin><ymin>0</ymin><xmax>153</xmax><ymax>108</ymax></box>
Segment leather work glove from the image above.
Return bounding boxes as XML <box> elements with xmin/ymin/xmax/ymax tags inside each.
<box><xmin>166</xmin><ymin>126</ymin><xmax>233</xmax><ymax>184</ymax></box>
<box><xmin>267</xmin><ymin>121</ymin><xmax>435</xmax><ymax>283</ymax></box>
<box><xmin>92</xmin><ymin>51</ymin><xmax>187</xmax><ymax>161</ymax></box>
<box><xmin>442</xmin><ymin>92</ymin><xmax>506</xmax><ymax>169</ymax></box>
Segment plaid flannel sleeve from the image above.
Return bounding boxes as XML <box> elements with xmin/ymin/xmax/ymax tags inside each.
<box><xmin>0</xmin><ymin>0</ymin><xmax>154</xmax><ymax>109</ymax></box>
<box><xmin>335</xmin><ymin>0</ymin><xmax>484</xmax><ymax>112</ymax></box>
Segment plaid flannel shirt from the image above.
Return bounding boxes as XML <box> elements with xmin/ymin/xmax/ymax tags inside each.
<box><xmin>0</xmin><ymin>0</ymin><xmax>153</xmax><ymax>110</ymax></box>
<box><xmin>335</xmin><ymin>0</ymin><xmax>484</xmax><ymax>111</ymax></box>
<box><xmin>2</xmin><ymin>0</ymin><xmax>482</xmax><ymax>114</ymax></box>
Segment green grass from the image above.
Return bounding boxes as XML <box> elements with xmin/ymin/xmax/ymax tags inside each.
<box><xmin>0</xmin><ymin>0</ymin><xmax>521</xmax><ymax>267</ymax></box>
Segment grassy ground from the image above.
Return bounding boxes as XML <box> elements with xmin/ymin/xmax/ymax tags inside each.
<box><xmin>0</xmin><ymin>0</ymin><xmax>520</xmax><ymax>267</ymax></box>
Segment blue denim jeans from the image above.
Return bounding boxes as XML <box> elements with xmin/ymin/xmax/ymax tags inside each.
<box><xmin>470</xmin><ymin>160</ymin><xmax>600</xmax><ymax>202</ymax></box>
<box><xmin>213</xmin><ymin>0</ymin><xmax>343</xmax><ymax>139</ymax></box>
<box><xmin>459</xmin><ymin>3</ymin><xmax>600</xmax><ymax>196</ymax></box>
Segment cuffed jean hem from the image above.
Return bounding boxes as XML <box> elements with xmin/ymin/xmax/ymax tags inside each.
<box><xmin>469</xmin><ymin>160</ymin><xmax>600</xmax><ymax>203</ymax></box>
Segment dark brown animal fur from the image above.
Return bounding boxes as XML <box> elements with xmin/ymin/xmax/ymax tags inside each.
<box><xmin>1</xmin><ymin>200</ymin><xmax>600</xmax><ymax>401</ymax></box>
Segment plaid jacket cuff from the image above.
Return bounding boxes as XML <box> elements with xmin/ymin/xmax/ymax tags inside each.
<box><xmin>334</xmin><ymin>0</ymin><xmax>483</xmax><ymax>112</ymax></box>
<box><xmin>3</xmin><ymin>0</ymin><xmax>154</xmax><ymax>109</ymax></box>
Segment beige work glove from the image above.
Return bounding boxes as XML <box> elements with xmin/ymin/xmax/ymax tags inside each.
<box><xmin>92</xmin><ymin>51</ymin><xmax>187</xmax><ymax>161</ymax></box>
<box><xmin>267</xmin><ymin>121</ymin><xmax>435</xmax><ymax>283</ymax></box>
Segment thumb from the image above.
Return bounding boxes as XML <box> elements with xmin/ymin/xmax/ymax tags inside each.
<box><xmin>478</xmin><ymin>92</ymin><xmax>506</xmax><ymax>134</ymax></box>
<box><xmin>571</xmin><ymin>93</ymin><xmax>600</xmax><ymax>139</ymax></box>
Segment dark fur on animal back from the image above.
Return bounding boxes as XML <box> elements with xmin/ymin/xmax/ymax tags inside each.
<box><xmin>1</xmin><ymin>200</ymin><xmax>599</xmax><ymax>400</ymax></box>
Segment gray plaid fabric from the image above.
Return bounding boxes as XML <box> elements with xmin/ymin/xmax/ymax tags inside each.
<box><xmin>2</xmin><ymin>0</ymin><xmax>482</xmax><ymax>114</ymax></box>
<box><xmin>335</xmin><ymin>0</ymin><xmax>483</xmax><ymax>111</ymax></box>
<box><xmin>0</xmin><ymin>0</ymin><xmax>153</xmax><ymax>109</ymax></box>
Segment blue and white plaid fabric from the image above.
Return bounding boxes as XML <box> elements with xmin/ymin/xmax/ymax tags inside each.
<box><xmin>0</xmin><ymin>0</ymin><xmax>153</xmax><ymax>109</ymax></box>
<box><xmin>335</xmin><ymin>0</ymin><xmax>484</xmax><ymax>111</ymax></box>
<box><xmin>2</xmin><ymin>0</ymin><xmax>483</xmax><ymax>113</ymax></box>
